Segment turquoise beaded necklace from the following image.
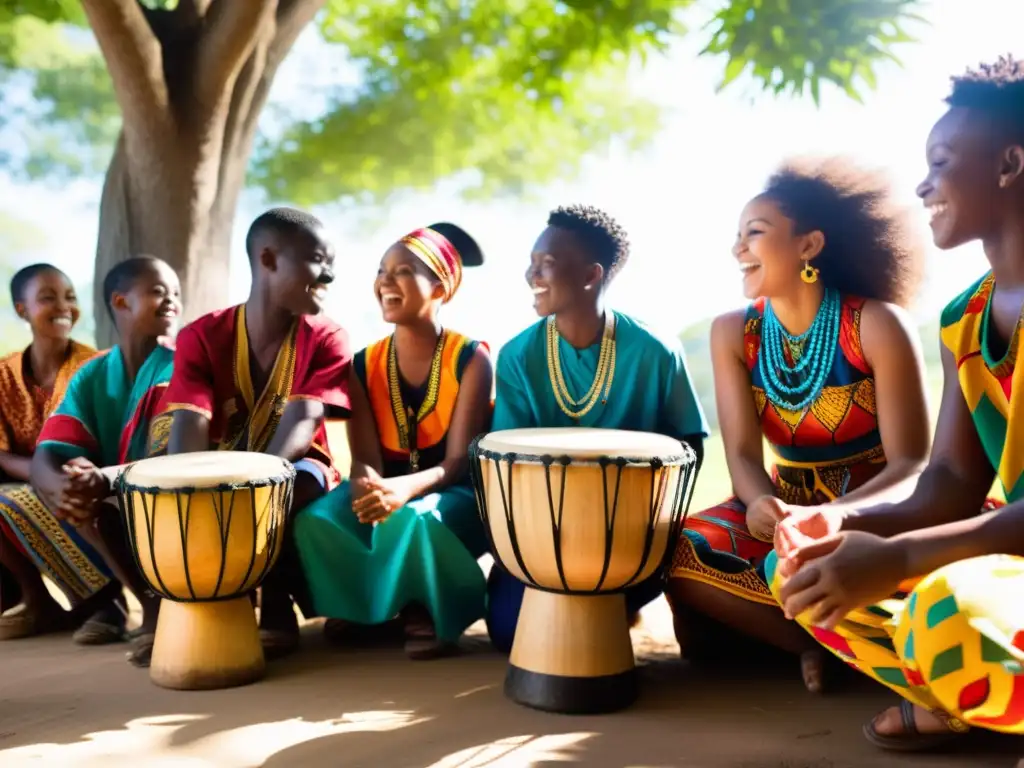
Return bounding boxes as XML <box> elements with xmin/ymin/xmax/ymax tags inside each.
<box><xmin>759</xmin><ymin>288</ymin><xmax>841</xmax><ymax>411</ymax></box>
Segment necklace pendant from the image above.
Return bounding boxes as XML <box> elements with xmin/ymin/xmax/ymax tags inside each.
<box><xmin>409</xmin><ymin>449</ymin><xmax>420</xmax><ymax>473</ymax></box>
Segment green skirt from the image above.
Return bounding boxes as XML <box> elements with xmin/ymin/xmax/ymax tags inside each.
<box><xmin>293</xmin><ymin>481</ymin><xmax>486</xmax><ymax>642</ymax></box>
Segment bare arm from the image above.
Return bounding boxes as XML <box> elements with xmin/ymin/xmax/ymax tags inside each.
<box><xmin>167</xmin><ymin>410</ymin><xmax>212</xmax><ymax>455</ymax></box>
<box><xmin>712</xmin><ymin>311</ymin><xmax>775</xmax><ymax>504</ymax></box>
<box><xmin>0</xmin><ymin>451</ymin><xmax>32</xmax><ymax>482</ymax></box>
<box><xmin>392</xmin><ymin>345</ymin><xmax>494</xmax><ymax>500</ymax></box>
<box><xmin>824</xmin><ymin>301</ymin><xmax>930</xmax><ymax>509</ymax></box>
<box><xmin>896</xmin><ymin>500</ymin><xmax>1024</xmax><ymax>577</ymax></box>
<box><xmin>265</xmin><ymin>398</ymin><xmax>326</xmax><ymax>462</ymax></box>
<box><xmin>844</xmin><ymin>342</ymin><xmax>994</xmax><ymax>537</ymax></box>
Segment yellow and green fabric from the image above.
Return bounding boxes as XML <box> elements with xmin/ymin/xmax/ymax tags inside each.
<box><xmin>768</xmin><ymin>272</ymin><xmax>1024</xmax><ymax>734</ymax></box>
<box><xmin>767</xmin><ymin>553</ymin><xmax>1024</xmax><ymax>732</ymax></box>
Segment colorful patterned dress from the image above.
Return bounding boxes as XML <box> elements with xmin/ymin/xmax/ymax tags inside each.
<box><xmin>3</xmin><ymin>343</ymin><xmax>173</xmax><ymax>605</ymax></box>
<box><xmin>671</xmin><ymin>295</ymin><xmax>885</xmax><ymax>603</ymax></box>
<box><xmin>0</xmin><ymin>340</ymin><xmax>108</xmax><ymax>606</ymax></box>
<box><xmin>294</xmin><ymin>330</ymin><xmax>489</xmax><ymax>642</ymax></box>
<box><xmin>768</xmin><ymin>273</ymin><xmax>1024</xmax><ymax>733</ymax></box>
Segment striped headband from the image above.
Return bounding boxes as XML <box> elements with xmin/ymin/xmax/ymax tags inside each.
<box><xmin>400</xmin><ymin>227</ymin><xmax>463</xmax><ymax>303</ymax></box>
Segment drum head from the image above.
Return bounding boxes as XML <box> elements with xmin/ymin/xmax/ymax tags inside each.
<box><xmin>122</xmin><ymin>451</ymin><xmax>292</xmax><ymax>489</ymax></box>
<box><xmin>477</xmin><ymin>427</ymin><xmax>685</xmax><ymax>460</ymax></box>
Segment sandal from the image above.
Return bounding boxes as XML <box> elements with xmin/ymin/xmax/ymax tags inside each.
<box><xmin>862</xmin><ymin>699</ymin><xmax>969</xmax><ymax>752</ymax></box>
<box><xmin>126</xmin><ymin>632</ymin><xmax>155</xmax><ymax>668</ymax></box>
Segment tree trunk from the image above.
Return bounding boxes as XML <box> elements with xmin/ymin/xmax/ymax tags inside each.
<box><xmin>86</xmin><ymin>0</ymin><xmax>324</xmax><ymax>347</ymax></box>
<box><xmin>92</xmin><ymin>130</ymin><xmax>243</xmax><ymax>347</ymax></box>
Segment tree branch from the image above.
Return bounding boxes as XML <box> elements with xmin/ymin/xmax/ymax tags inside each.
<box><xmin>80</xmin><ymin>0</ymin><xmax>169</xmax><ymax>129</ymax></box>
<box><xmin>194</xmin><ymin>0</ymin><xmax>278</xmax><ymax>110</ymax></box>
<box><xmin>225</xmin><ymin>0</ymin><xmax>325</xmax><ymax>197</ymax></box>
<box><xmin>240</xmin><ymin>0</ymin><xmax>326</xmax><ymax>142</ymax></box>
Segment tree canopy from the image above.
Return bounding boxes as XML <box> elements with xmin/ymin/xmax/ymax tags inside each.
<box><xmin>0</xmin><ymin>0</ymin><xmax>924</xmax><ymax>209</ymax></box>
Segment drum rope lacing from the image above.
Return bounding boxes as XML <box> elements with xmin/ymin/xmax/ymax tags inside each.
<box><xmin>468</xmin><ymin>438</ymin><xmax>700</xmax><ymax>595</ymax></box>
<box><xmin>118</xmin><ymin>470</ymin><xmax>294</xmax><ymax>603</ymax></box>
<box><xmin>387</xmin><ymin>329</ymin><xmax>446</xmax><ymax>472</ymax></box>
<box><xmin>546</xmin><ymin>312</ymin><xmax>616</xmax><ymax>420</ymax></box>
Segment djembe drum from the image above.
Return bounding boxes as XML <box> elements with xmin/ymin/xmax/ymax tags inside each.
<box><xmin>117</xmin><ymin>451</ymin><xmax>294</xmax><ymax>691</ymax></box>
<box><xmin>470</xmin><ymin>427</ymin><xmax>697</xmax><ymax>714</ymax></box>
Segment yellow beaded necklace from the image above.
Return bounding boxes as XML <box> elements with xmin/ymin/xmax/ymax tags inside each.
<box><xmin>545</xmin><ymin>312</ymin><xmax>616</xmax><ymax>420</ymax></box>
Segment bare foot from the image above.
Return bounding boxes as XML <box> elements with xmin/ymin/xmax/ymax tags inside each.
<box><xmin>800</xmin><ymin>649</ymin><xmax>826</xmax><ymax>694</ymax></box>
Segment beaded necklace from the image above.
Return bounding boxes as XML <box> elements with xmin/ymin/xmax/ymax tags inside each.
<box><xmin>546</xmin><ymin>312</ymin><xmax>616</xmax><ymax>420</ymax></box>
<box><xmin>387</xmin><ymin>330</ymin><xmax>446</xmax><ymax>472</ymax></box>
<box><xmin>758</xmin><ymin>289</ymin><xmax>841</xmax><ymax>411</ymax></box>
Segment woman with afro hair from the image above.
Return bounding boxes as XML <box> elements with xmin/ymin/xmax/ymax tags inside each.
<box><xmin>668</xmin><ymin>156</ymin><xmax>931</xmax><ymax>694</ymax></box>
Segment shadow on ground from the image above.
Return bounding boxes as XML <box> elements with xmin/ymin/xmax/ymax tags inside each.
<box><xmin>0</xmin><ymin>607</ymin><xmax>1020</xmax><ymax>768</ymax></box>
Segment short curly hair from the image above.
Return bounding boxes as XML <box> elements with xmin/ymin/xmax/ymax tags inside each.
<box><xmin>946</xmin><ymin>55</ymin><xmax>1024</xmax><ymax>140</ymax></box>
<box><xmin>759</xmin><ymin>157</ymin><xmax>924</xmax><ymax>308</ymax></box>
<box><xmin>547</xmin><ymin>204</ymin><xmax>630</xmax><ymax>280</ymax></box>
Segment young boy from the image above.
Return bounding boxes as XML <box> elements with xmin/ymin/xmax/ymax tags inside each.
<box><xmin>772</xmin><ymin>56</ymin><xmax>1024</xmax><ymax>751</ymax></box>
<box><xmin>486</xmin><ymin>203</ymin><xmax>708</xmax><ymax>652</ymax></box>
<box><xmin>155</xmin><ymin>207</ymin><xmax>352</xmax><ymax>659</ymax></box>
<box><xmin>31</xmin><ymin>255</ymin><xmax>182</xmax><ymax>667</ymax></box>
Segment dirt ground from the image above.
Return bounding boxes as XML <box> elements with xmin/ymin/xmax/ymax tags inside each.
<box><xmin>1</xmin><ymin>598</ymin><xmax>1020</xmax><ymax>768</ymax></box>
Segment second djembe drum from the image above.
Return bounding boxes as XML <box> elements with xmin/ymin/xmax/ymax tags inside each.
<box><xmin>470</xmin><ymin>427</ymin><xmax>697</xmax><ymax>714</ymax></box>
<box><xmin>118</xmin><ymin>451</ymin><xmax>294</xmax><ymax>691</ymax></box>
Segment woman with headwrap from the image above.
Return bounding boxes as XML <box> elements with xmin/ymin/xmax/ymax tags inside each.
<box><xmin>294</xmin><ymin>223</ymin><xmax>493</xmax><ymax>660</ymax></box>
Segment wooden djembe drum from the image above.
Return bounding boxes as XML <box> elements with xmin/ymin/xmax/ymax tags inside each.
<box><xmin>117</xmin><ymin>451</ymin><xmax>294</xmax><ymax>691</ymax></box>
<box><xmin>470</xmin><ymin>427</ymin><xmax>697</xmax><ymax>714</ymax></box>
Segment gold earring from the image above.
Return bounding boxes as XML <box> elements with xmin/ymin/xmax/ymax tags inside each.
<box><xmin>800</xmin><ymin>260</ymin><xmax>819</xmax><ymax>284</ymax></box>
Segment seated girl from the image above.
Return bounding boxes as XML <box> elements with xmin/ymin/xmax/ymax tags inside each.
<box><xmin>0</xmin><ymin>263</ymin><xmax>119</xmax><ymax>642</ymax></box>
<box><xmin>666</xmin><ymin>158</ymin><xmax>930</xmax><ymax>692</ymax></box>
<box><xmin>294</xmin><ymin>223</ymin><xmax>493</xmax><ymax>660</ymax></box>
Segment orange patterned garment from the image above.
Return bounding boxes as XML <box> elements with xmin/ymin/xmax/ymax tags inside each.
<box><xmin>0</xmin><ymin>340</ymin><xmax>96</xmax><ymax>457</ymax></box>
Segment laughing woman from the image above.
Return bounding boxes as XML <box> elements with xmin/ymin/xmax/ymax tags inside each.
<box><xmin>667</xmin><ymin>158</ymin><xmax>930</xmax><ymax>692</ymax></box>
<box><xmin>294</xmin><ymin>223</ymin><xmax>493</xmax><ymax>659</ymax></box>
<box><xmin>0</xmin><ymin>264</ymin><xmax>117</xmax><ymax>641</ymax></box>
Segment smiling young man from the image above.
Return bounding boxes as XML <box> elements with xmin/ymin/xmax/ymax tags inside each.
<box><xmin>153</xmin><ymin>207</ymin><xmax>352</xmax><ymax>659</ymax></box>
<box><xmin>484</xmin><ymin>203</ymin><xmax>709</xmax><ymax>652</ymax></box>
<box><xmin>769</xmin><ymin>57</ymin><xmax>1024</xmax><ymax>752</ymax></box>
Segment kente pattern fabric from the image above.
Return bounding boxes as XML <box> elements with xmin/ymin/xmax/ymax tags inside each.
<box><xmin>767</xmin><ymin>548</ymin><xmax>1024</xmax><ymax>733</ymax></box>
<box><xmin>940</xmin><ymin>272</ymin><xmax>1024</xmax><ymax>502</ymax></box>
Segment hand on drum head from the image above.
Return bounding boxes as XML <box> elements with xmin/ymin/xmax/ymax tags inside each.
<box><xmin>352</xmin><ymin>476</ymin><xmax>412</xmax><ymax>524</ymax></box>
<box><xmin>55</xmin><ymin>458</ymin><xmax>110</xmax><ymax>525</ymax></box>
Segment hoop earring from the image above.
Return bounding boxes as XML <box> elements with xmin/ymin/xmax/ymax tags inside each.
<box><xmin>800</xmin><ymin>261</ymin><xmax>819</xmax><ymax>284</ymax></box>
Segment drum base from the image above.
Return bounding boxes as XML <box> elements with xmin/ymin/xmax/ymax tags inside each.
<box><xmin>150</xmin><ymin>597</ymin><xmax>265</xmax><ymax>691</ymax></box>
<box><xmin>506</xmin><ymin>588</ymin><xmax>637</xmax><ymax>714</ymax></box>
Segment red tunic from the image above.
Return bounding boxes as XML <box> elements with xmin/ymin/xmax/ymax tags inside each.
<box><xmin>155</xmin><ymin>305</ymin><xmax>351</xmax><ymax>487</ymax></box>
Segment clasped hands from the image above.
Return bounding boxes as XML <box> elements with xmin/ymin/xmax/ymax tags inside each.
<box><xmin>52</xmin><ymin>457</ymin><xmax>111</xmax><ymax>526</ymax></box>
<box><xmin>747</xmin><ymin>495</ymin><xmax>909</xmax><ymax>630</ymax></box>
<box><xmin>351</xmin><ymin>469</ymin><xmax>415</xmax><ymax>524</ymax></box>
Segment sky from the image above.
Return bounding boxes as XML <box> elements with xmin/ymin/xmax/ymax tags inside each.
<box><xmin>0</xmin><ymin>0</ymin><xmax>1019</xmax><ymax>352</ymax></box>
